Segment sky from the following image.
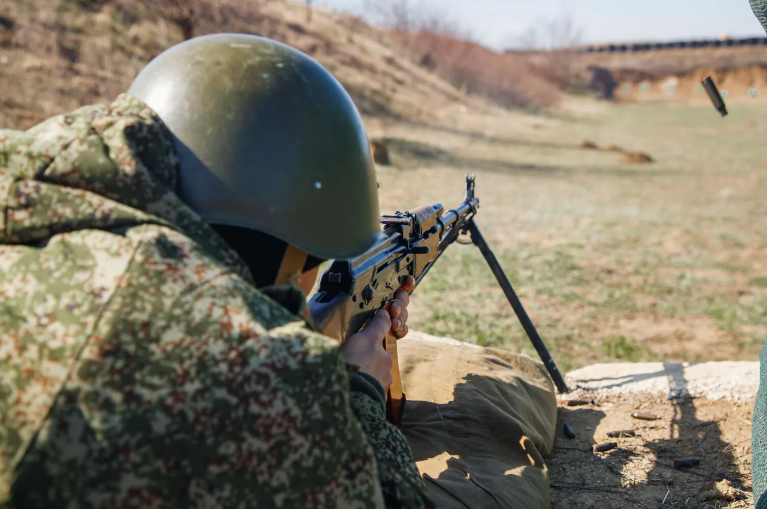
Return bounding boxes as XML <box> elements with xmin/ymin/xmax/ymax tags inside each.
<box><xmin>314</xmin><ymin>0</ymin><xmax>767</xmax><ymax>51</ymax></box>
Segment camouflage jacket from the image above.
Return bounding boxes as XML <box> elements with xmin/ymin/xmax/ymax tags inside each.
<box><xmin>0</xmin><ymin>95</ymin><xmax>431</xmax><ymax>508</ymax></box>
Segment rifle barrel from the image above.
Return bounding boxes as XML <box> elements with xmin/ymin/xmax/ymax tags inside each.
<box><xmin>439</xmin><ymin>197</ymin><xmax>479</xmax><ymax>236</ymax></box>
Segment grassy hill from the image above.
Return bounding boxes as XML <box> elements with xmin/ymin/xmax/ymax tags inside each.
<box><xmin>0</xmin><ymin>0</ymin><xmax>558</xmax><ymax>130</ymax></box>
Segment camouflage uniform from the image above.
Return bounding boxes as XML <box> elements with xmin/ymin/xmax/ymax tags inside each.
<box><xmin>0</xmin><ymin>95</ymin><xmax>431</xmax><ymax>508</ymax></box>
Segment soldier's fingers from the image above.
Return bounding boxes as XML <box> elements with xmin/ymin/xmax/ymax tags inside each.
<box><xmin>391</xmin><ymin>309</ymin><xmax>409</xmax><ymax>332</ymax></box>
<box><xmin>382</xmin><ymin>372</ymin><xmax>393</xmax><ymax>392</ymax></box>
<box><xmin>399</xmin><ymin>276</ymin><xmax>416</xmax><ymax>292</ymax></box>
<box><xmin>363</xmin><ymin>310</ymin><xmax>391</xmax><ymax>343</ymax></box>
<box><xmin>392</xmin><ymin>289</ymin><xmax>410</xmax><ymax>311</ymax></box>
<box><xmin>394</xmin><ymin>324</ymin><xmax>409</xmax><ymax>340</ymax></box>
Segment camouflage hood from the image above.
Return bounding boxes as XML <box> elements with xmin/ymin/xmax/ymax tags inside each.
<box><xmin>0</xmin><ymin>94</ymin><xmax>251</xmax><ymax>282</ymax></box>
<box><xmin>752</xmin><ymin>0</ymin><xmax>767</xmax><ymax>33</ymax></box>
<box><xmin>0</xmin><ymin>95</ymin><xmax>419</xmax><ymax>507</ymax></box>
<box><xmin>0</xmin><ymin>96</ymin><xmax>423</xmax><ymax>509</ymax></box>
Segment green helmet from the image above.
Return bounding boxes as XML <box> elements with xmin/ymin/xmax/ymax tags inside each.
<box><xmin>128</xmin><ymin>34</ymin><xmax>381</xmax><ymax>260</ymax></box>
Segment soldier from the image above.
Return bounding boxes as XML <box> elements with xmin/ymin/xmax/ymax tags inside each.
<box><xmin>0</xmin><ymin>34</ymin><xmax>431</xmax><ymax>507</ymax></box>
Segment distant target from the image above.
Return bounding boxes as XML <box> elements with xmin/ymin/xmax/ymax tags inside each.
<box><xmin>694</xmin><ymin>83</ymin><xmax>704</xmax><ymax>93</ymax></box>
<box><xmin>749</xmin><ymin>88</ymin><xmax>759</xmax><ymax>98</ymax></box>
<box><xmin>640</xmin><ymin>82</ymin><xmax>651</xmax><ymax>93</ymax></box>
<box><xmin>621</xmin><ymin>83</ymin><xmax>633</xmax><ymax>94</ymax></box>
<box><xmin>665</xmin><ymin>77</ymin><xmax>678</xmax><ymax>95</ymax></box>
<box><xmin>720</xmin><ymin>89</ymin><xmax>730</xmax><ymax>99</ymax></box>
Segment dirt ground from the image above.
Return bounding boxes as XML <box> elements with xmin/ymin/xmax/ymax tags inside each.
<box><xmin>549</xmin><ymin>394</ymin><xmax>754</xmax><ymax>508</ymax></box>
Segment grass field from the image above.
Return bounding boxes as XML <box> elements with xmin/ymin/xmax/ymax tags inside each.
<box><xmin>372</xmin><ymin>99</ymin><xmax>767</xmax><ymax>371</ymax></box>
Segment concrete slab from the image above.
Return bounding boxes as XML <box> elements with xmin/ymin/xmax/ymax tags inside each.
<box><xmin>565</xmin><ymin>361</ymin><xmax>760</xmax><ymax>401</ymax></box>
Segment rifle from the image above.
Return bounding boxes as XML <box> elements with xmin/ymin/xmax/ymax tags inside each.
<box><xmin>309</xmin><ymin>175</ymin><xmax>568</xmax><ymax>425</ymax></box>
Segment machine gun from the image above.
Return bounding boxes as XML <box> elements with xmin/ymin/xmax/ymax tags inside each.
<box><xmin>309</xmin><ymin>176</ymin><xmax>568</xmax><ymax>425</ymax></box>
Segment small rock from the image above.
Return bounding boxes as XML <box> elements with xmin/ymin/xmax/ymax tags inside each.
<box><xmin>370</xmin><ymin>139</ymin><xmax>390</xmax><ymax>165</ymax></box>
<box><xmin>702</xmin><ymin>480</ymin><xmax>740</xmax><ymax>502</ymax></box>
<box><xmin>580</xmin><ymin>140</ymin><xmax>598</xmax><ymax>150</ymax></box>
<box><xmin>621</xmin><ymin>151</ymin><xmax>653</xmax><ymax>164</ymax></box>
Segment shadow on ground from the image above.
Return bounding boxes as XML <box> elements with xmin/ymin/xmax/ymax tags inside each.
<box><xmin>549</xmin><ymin>365</ymin><xmax>751</xmax><ymax>508</ymax></box>
<box><xmin>383</xmin><ymin>137</ymin><xmax>682</xmax><ymax>178</ymax></box>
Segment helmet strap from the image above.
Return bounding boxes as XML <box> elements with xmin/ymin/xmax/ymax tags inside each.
<box><xmin>274</xmin><ymin>244</ymin><xmax>308</xmax><ymax>287</ymax></box>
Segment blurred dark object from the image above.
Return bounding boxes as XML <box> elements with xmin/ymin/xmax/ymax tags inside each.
<box><xmin>563</xmin><ymin>423</ymin><xmax>576</xmax><ymax>439</ymax></box>
<box><xmin>674</xmin><ymin>458</ymin><xmax>701</xmax><ymax>469</ymax></box>
<box><xmin>370</xmin><ymin>139</ymin><xmax>391</xmax><ymax>165</ymax></box>
<box><xmin>702</xmin><ymin>77</ymin><xmax>728</xmax><ymax>117</ymax></box>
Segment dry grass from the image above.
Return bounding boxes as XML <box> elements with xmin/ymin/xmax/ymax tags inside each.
<box><xmin>373</xmin><ymin>98</ymin><xmax>767</xmax><ymax>373</ymax></box>
<box><xmin>0</xmin><ymin>0</ymin><xmax>561</xmax><ymax>131</ymax></box>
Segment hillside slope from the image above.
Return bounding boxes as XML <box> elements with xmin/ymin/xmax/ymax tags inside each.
<box><xmin>0</xmin><ymin>0</ymin><xmax>508</xmax><ymax>130</ymax></box>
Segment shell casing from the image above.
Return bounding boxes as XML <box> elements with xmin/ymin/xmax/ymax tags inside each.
<box><xmin>562</xmin><ymin>400</ymin><xmax>590</xmax><ymax>407</ymax></box>
<box><xmin>631</xmin><ymin>412</ymin><xmax>660</xmax><ymax>421</ymax></box>
<box><xmin>593</xmin><ymin>442</ymin><xmax>618</xmax><ymax>453</ymax></box>
<box><xmin>606</xmin><ymin>430</ymin><xmax>636</xmax><ymax>438</ymax></box>
<box><xmin>673</xmin><ymin>459</ymin><xmax>701</xmax><ymax>469</ymax></box>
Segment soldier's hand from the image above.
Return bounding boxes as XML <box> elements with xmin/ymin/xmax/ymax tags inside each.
<box><xmin>387</xmin><ymin>276</ymin><xmax>415</xmax><ymax>339</ymax></box>
<box><xmin>344</xmin><ymin>309</ymin><xmax>394</xmax><ymax>390</ymax></box>
<box><xmin>343</xmin><ymin>276</ymin><xmax>416</xmax><ymax>391</ymax></box>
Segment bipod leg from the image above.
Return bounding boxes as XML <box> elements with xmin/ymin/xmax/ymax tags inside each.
<box><xmin>467</xmin><ymin>220</ymin><xmax>569</xmax><ymax>394</ymax></box>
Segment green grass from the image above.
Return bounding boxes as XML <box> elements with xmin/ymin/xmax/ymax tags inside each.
<box><xmin>602</xmin><ymin>336</ymin><xmax>651</xmax><ymax>362</ymax></box>
<box><xmin>381</xmin><ymin>100</ymin><xmax>767</xmax><ymax>370</ymax></box>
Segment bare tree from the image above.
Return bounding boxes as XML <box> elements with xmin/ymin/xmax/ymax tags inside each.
<box><xmin>545</xmin><ymin>10</ymin><xmax>583</xmax><ymax>49</ymax></box>
<box><xmin>362</xmin><ymin>0</ymin><xmax>413</xmax><ymax>32</ymax></box>
<box><xmin>507</xmin><ymin>10</ymin><xmax>584</xmax><ymax>51</ymax></box>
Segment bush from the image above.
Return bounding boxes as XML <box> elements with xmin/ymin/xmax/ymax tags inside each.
<box><xmin>398</xmin><ymin>30</ymin><xmax>561</xmax><ymax>109</ymax></box>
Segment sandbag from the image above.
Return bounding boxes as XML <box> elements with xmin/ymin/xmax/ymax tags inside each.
<box><xmin>398</xmin><ymin>337</ymin><xmax>557</xmax><ymax>509</ymax></box>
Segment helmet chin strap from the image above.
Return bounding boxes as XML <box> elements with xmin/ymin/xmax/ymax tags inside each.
<box><xmin>275</xmin><ymin>244</ymin><xmax>308</xmax><ymax>287</ymax></box>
